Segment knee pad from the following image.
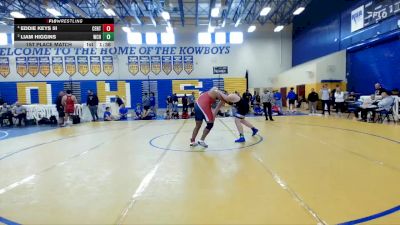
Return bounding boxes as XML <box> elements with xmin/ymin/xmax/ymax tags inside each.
<box><xmin>206</xmin><ymin>122</ymin><xmax>214</xmax><ymax>130</ymax></box>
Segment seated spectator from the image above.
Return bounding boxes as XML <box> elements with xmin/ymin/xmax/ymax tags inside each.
<box><xmin>104</xmin><ymin>107</ymin><xmax>114</xmax><ymax>121</ymax></box>
<box><xmin>134</xmin><ymin>103</ymin><xmax>142</xmax><ymax>119</ymax></box>
<box><xmin>374</xmin><ymin>91</ymin><xmax>394</xmax><ymax>114</ymax></box>
<box><xmin>374</xmin><ymin>83</ymin><xmax>386</xmax><ymax>97</ymax></box>
<box><xmin>141</xmin><ymin>106</ymin><xmax>153</xmax><ymax>120</ymax></box>
<box><xmin>119</xmin><ymin>104</ymin><xmax>128</xmax><ymax>120</ymax></box>
<box><xmin>0</xmin><ymin>103</ymin><xmax>13</xmax><ymax>127</ymax></box>
<box><xmin>346</xmin><ymin>92</ymin><xmax>357</xmax><ymax>101</ymax></box>
<box><xmin>355</xmin><ymin>95</ymin><xmax>377</xmax><ymax>121</ymax></box>
<box><xmin>164</xmin><ymin>109</ymin><xmax>172</xmax><ymax>120</ymax></box>
<box><xmin>13</xmin><ymin>102</ymin><xmax>27</xmax><ymax>126</ymax></box>
<box><xmin>171</xmin><ymin>110</ymin><xmax>179</xmax><ymax>119</ymax></box>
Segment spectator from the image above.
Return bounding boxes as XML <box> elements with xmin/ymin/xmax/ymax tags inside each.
<box><xmin>166</xmin><ymin>95</ymin><xmax>173</xmax><ymax>112</ymax></box>
<box><xmin>119</xmin><ymin>104</ymin><xmax>128</xmax><ymax>120</ymax></box>
<box><xmin>355</xmin><ymin>95</ymin><xmax>377</xmax><ymax>121</ymax></box>
<box><xmin>0</xmin><ymin>103</ymin><xmax>13</xmax><ymax>127</ymax></box>
<box><xmin>164</xmin><ymin>109</ymin><xmax>172</xmax><ymax>120</ymax></box>
<box><xmin>374</xmin><ymin>83</ymin><xmax>386</xmax><ymax>96</ymax></box>
<box><xmin>56</xmin><ymin>91</ymin><xmax>65</xmax><ymax>126</ymax></box>
<box><xmin>142</xmin><ymin>93</ymin><xmax>151</xmax><ymax>109</ymax></box>
<box><xmin>150</xmin><ymin>92</ymin><xmax>156</xmax><ymax>113</ymax></box>
<box><xmin>87</xmin><ymin>90</ymin><xmax>99</xmax><ymax>122</ymax></box>
<box><xmin>141</xmin><ymin>106</ymin><xmax>153</xmax><ymax>120</ymax></box>
<box><xmin>182</xmin><ymin>94</ymin><xmax>188</xmax><ymax>113</ymax></box>
<box><xmin>273</xmin><ymin>90</ymin><xmax>283</xmax><ymax>115</ymax></box>
<box><xmin>172</xmin><ymin>93</ymin><xmax>179</xmax><ymax>112</ymax></box>
<box><xmin>331</xmin><ymin>85</ymin><xmax>339</xmax><ymax>109</ymax></box>
<box><xmin>334</xmin><ymin>87</ymin><xmax>345</xmax><ymax>116</ymax></box>
<box><xmin>243</xmin><ymin>90</ymin><xmax>253</xmax><ymax>109</ymax></box>
<box><xmin>104</xmin><ymin>107</ymin><xmax>113</xmax><ymax>121</ymax></box>
<box><xmin>0</xmin><ymin>96</ymin><xmax>4</xmax><ymax>105</ymax></box>
<box><xmin>320</xmin><ymin>84</ymin><xmax>331</xmax><ymax>115</ymax></box>
<box><xmin>61</xmin><ymin>90</ymin><xmax>78</xmax><ymax>125</ymax></box>
<box><xmin>261</xmin><ymin>89</ymin><xmax>274</xmax><ymax>121</ymax></box>
<box><xmin>254</xmin><ymin>92</ymin><xmax>261</xmax><ymax>108</ymax></box>
<box><xmin>296</xmin><ymin>96</ymin><xmax>306</xmax><ymax>108</ymax></box>
<box><xmin>287</xmin><ymin>87</ymin><xmax>297</xmax><ymax>113</ymax></box>
<box><xmin>134</xmin><ymin>103</ymin><xmax>142</xmax><ymax>119</ymax></box>
<box><xmin>307</xmin><ymin>88</ymin><xmax>319</xmax><ymax>114</ymax></box>
<box><xmin>115</xmin><ymin>95</ymin><xmax>124</xmax><ymax>107</ymax></box>
<box><xmin>188</xmin><ymin>92</ymin><xmax>195</xmax><ymax>114</ymax></box>
<box><xmin>346</xmin><ymin>92</ymin><xmax>357</xmax><ymax>101</ymax></box>
<box><xmin>13</xmin><ymin>102</ymin><xmax>27</xmax><ymax>126</ymax></box>
<box><xmin>361</xmin><ymin>91</ymin><xmax>393</xmax><ymax>122</ymax></box>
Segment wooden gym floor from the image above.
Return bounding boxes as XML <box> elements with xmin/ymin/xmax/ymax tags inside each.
<box><xmin>0</xmin><ymin>116</ymin><xmax>399</xmax><ymax>225</ymax></box>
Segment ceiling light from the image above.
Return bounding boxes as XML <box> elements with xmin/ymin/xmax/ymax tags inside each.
<box><xmin>215</xmin><ymin>32</ymin><xmax>226</xmax><ymax>44</ymax></box>
<box><xmin>274</xmin><ymin>25</ymin><xmax>284</xmax><ymax>32</ymax></box>
<box><xmin>293</xmin><ymin>7</ymin><xmax>305</xmax><ymax>15</ymax></box>
<box><xmin>103</xmin><ymin>8</ymin><xmax>116</xmax><ymax>16</ymax></box>
<box><xmin>211</xmin><ymin>7</ymin><xmax>219</xmax><ymax>18</ymax></box>
<box><xmin>161</xmin><ymin>11</ymin><xmax>170</xmax><ymax>20</ymax></box>
<box><xmin>10</xmin><ymin>11</ymin><xmax>26</xmax><ymax>18</ymax></box>
<box><xmin>46</xmin><ymin>8</ymin><xmax>62</xmax><ymax>17</ymax></box>
<box><xmin>166</xmin><ymin>26</ymin><xmax>173</xmax><ymax>33</ymax></box>
<box><xmin>122</xmin><ymin>26</ymin><xmax>131</xmax><ymax>33</ymax></box>
<box><xmin>198</xmin><ymin>32</ymin><xmax>211</xmax><ymax>44</ymax></box>
<box><xmin>161</xmin><ymin>32</ymin><xmax>175</xmax><ymax>44</ymax></box>
<box><xmin>260</xmin><ymin>7</ymin><xmax>271</xmax><ymax>16</ymax></box>
<box><xmin>247</xmin><ymin>25</ymin><xmax>256</xmax><ymax>33</ymax></box>
<box><xmin>234</xmin><ymin>18</ymin><xmax>241</xmax><ymax>27</ymax></box>
<box><xmin>127</xmin><ymin>32</ymin><xmax>142</xmax><ymax>44</ymax></box>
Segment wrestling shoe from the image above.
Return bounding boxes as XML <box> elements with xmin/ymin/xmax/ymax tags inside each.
<box><xmin>190</xmin><ymin>141</ymin><xmax>198</xmax><ymax>147</ymax></box>
<box><xmin>235</xmin><ymin>137</ymin><xmax>246</xmax><ymax>143</ymax></box>
<box><xmin>197</xmin><ymin>140</ymin><xmax>208</xmax><ymax>148</ymax></box>
<box><xmin>251</xmin><ymin>128</ymin><xmax>259</xmax><ymax>136</ymax></box>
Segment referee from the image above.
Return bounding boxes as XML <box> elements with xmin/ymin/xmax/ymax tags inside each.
<box><xmin>261</xmin><ymin>89</ymin><xmax>274</xmax><ymax>121</ymax></box>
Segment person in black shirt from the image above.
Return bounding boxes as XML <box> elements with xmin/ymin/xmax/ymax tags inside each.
<box><xmin>374</xmin><ymin>83</ymin><xmax>386</xmax><ymax>96</ymax></box>
<box><xmin>56</xmin><ymin>91</ymin><xmax>65</xmax><ymax>126</ymax></box>
<box><xmin>182</xmin><ymin>94</ymin><xmax>188</xmax><ymax>112</ymax></box>
<box><xmin>307</xmin><ymin>88</ymin><xmax>319</xmax><ymax>114</ymax></box>
<box><xmin>115</xmin><ymin>95</ymin><xmax>124</xmax><ymax>107</ymax></box>
<box><xmin>87</xmin><ymin>90</ymin><xmax>99</xmax><ymax>121</ymax></box>
<box><xmin>233</xmin><ymin>95</ymin><xmax>258</xmax><ymax>143</ymax></box>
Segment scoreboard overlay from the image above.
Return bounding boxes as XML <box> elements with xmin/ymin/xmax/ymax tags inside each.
<box><xmin>14</xmin><ymin>18</ymin><xmax>114</xmax><ymax>48</ymax></box>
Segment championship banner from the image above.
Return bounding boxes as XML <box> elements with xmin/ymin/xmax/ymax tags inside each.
<box><xmin>173</xmin><ymin>55</ymin><xmax>183</xmax><ymax>75</ymax></box>
<box><xmin>16</xmin><ymin>57</ymin><xmax>27</xmax><ymax>77</ymax></box>
<box><xmin>90</xmin><ymin>56</ymin><xmax>101</xmax><ymax>76</ymax></box>
<box><xmin>27</xmin><ymin>57</ymin><xmax>39</xmax><ymax>77</ymax></box>
<box><xmin>151</xmin><ymin>56</ymin><xmax>161</xmax><ymax>75</ymax></box>
<box><xmin>139</xmin><ymin>56</ymin><xmax>150</xmax><ymax>75</ymax></box>
<box><xmin>39</xmin><ymin>57</ymin><xmax>50</xmax><ymax>77</ymax></box>
<box><xmin>162</xmin><ymin>56</ymin><xmax>172</xmax><ymax>75</ymax></box>
<box><xmin>77</xmin><ymin>56</ymin><xmax>89</xmax><ymax>76</ymax></box>
<box><xmin>64</xmin><ymin>56</ymin><xmax>76</xmax><ymax>76</ymax></box>
<box><xmin>102</xmin><ymin>56</ymin><xmax>113</xmax><ymax>76</ymax></box>
<box><xmin>128</xmin><ymin>56</ymin><xmax>139</xmax><ymax>76</ymax></box>
<box><xmin>0</xmin><ymin>57</ymin><xmax>10</xmax><ymax>78</ymax></box>
<box><xmin>184</xmin><ymin>56</ymin><xmax>194</xmax><ymax>75</ymax></box>
<box><xmin>52</xmin><ymin>56</ymin><xmax>63</xmax><ymax>76</ymax></box>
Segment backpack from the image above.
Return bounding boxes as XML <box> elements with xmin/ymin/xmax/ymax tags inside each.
<box><xmin>49</xmin><ymin>115</ymin><xmax>57</xmax><ymax>125</ymax></box>
<box><xmin>72</xmin><ymin>115</ymin><xmax>80</xmax><ymax>124</ymax></box>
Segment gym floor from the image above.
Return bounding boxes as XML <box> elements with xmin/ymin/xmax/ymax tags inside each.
<box><xmin>0</xmin><ymin>116</ymin><xmax>399</xmax><ymax>225</ymax></box>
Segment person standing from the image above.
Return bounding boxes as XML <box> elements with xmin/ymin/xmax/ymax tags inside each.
<box><xmin>182</xmin><ymin>94</ymin><xmax>188</xmax><ymax>113</ymax></box>
<box><xmin>273</xmin><ymin>90</ymin><xmax>283</xmax><ymax>115</ymax></box>
<box><xmin>62</xmin><ymin>90</ymin><xmax>78</xmax><ymax>125</ymax></box>
<box><xmin>0</xmin><ymin>103</ymin><xmax>13</xmax><ymax>127</ymax></box>
<box><xmin>307</xmin><ymin>88</ymin><xmax>319</xmax><ymax>114</ymax></box>
<box><xmin>261</xmin><ymin>89</ymin><xmax>274</xmax><ymax>121</ymax></box>
<box><xmin>188</xmin><ymin>92</ymin><xmax>195</xmax><ymax>114</ymax></box>
<box><xmin>286</xmin><ymin>88</ymin><xmax>297</xmax><ymax>113</ymax></box>
<box><xmin>150</xmin><ymin>92</ymin><xmax>156</xmax><ymax>114</ymax></box>
<box><xmin>233</xmin><ymin>94</ymin><xmax>258</xmax><ymax>143</ymax></box>
<box><xmin>172</xmin><ymin>93</ymin><xmax>179</xmax><ymax>112</ymax></box>
<box><xmin>334</xmin><ymin>87</ymin><xmax>345</xmax><ymax>116</ymax></box>
<box><xmin>190</xmin><ymin>87</ymin><xmax>231</xmax><ymax>148</ymax></box>
<box><xmin>243</xmin><ymin>90</ymin><xmax>253</xmax><ymax>110</ymax></box>
<box><xmin>87</xmin><ymin>90</ymin><xmax>99</xmax><ymax>122</ymax></box>
<box><xmin>56</xmin><ymin>91</ymin><xmax>65</xmax><ymax>126</ymax></box>
<box><xmin>320</xmin><ymin>85</ymin><xmax>331</xmax><ymax>115</ymax></box>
